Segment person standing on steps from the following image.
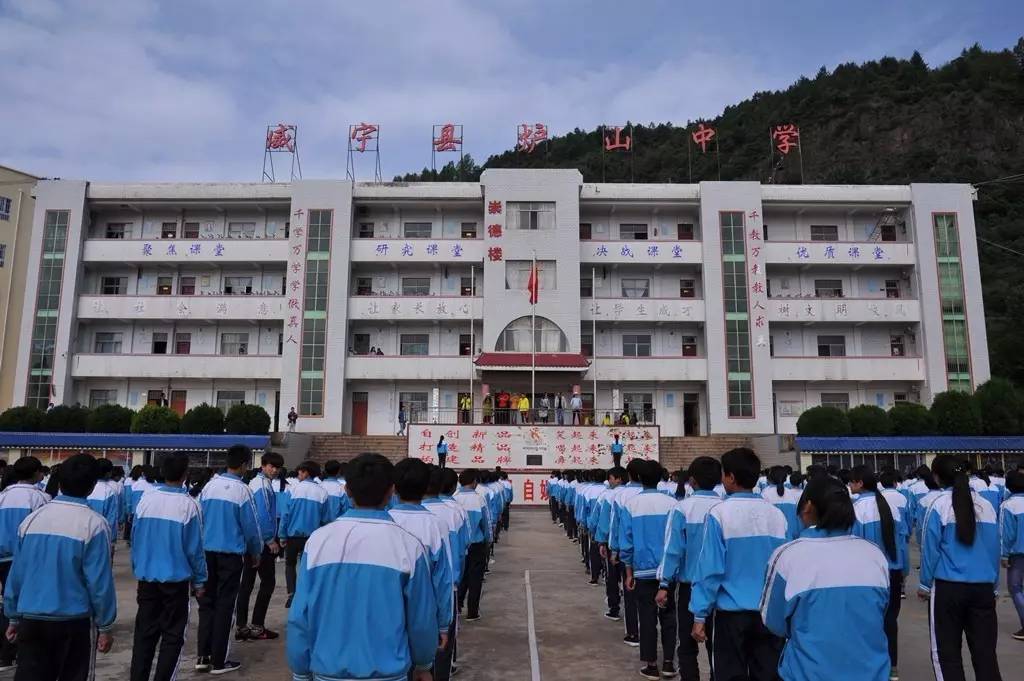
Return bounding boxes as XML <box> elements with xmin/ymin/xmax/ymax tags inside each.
<box><xmin>437</xmin><ymin>435</ymin><xmax>449</xmax><ymax>469</ymax></box>
<box><xmin>397</xmin><ymin>403</ymin><xmax>408</xmax><ymax>436</ymax></box>
<box><xmin>286</xmin><ymin>407</ymin><xmax>298</xmax><ymax>433</ymax></box>
<box><xmin>570</xmin><ymin>392</ymin><xmax>583</xmax><ymax>425</ymax></box>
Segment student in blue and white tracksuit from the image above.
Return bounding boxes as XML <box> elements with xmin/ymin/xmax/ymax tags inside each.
<box><xmin>760</xmin><ymin>466</ymin><xmax>803</xmax><ymax>540</ymax></box>
<box><xmin>611</xmin><ymin>459</ymin><xmax>645</xmax><ymax>646</ymax></box>
<box><xmin>919</xmin><ymin>457</ymin><xmax>1002</xmax><ymax>681</ymax></box>
<box><xmin>86</xmin><ymin>459</ymin><xmax>122</xmax><ymax>551</ymax></box>
<box><xmin>498</xmin><ymin>471</ymin><xmax>513</xmax><ymax>531</ymax></box>
<box><xmin>287</xmin><ymin>453</ymin><xmax>439</xmax><ymax>681</ymax></box>
<box><xmin>656</xmin><ymin>456</ymin><xmax>721</xmax><ymax>681</ymax></box>
<box><xmin>319</xmin><ymin>460</ymin><xmax>349</xmax><ymax>521</ymax></box>
<box><xmin>592</xmin><ymin>466</ymin><xmax>626</xmax><ymax>620</ymax></box>
<box><xmin>689</xmin><ymin>448</ymin><xmax>788</xmax><ymax>681</ymax></box>
<box><xmin>4</xmin><ymin>453</ymin><xmax>117</xmax><ymax>681</ymax></box>
<box><xmin>282</xmin><ymin>460</ymin><xmax>331</xmax><ymax>606</ymax></box>
<box><xmin>620</xmin><ymin>460</ymin><xmax>681</xmax><ymax>680</ymax></box>
<box><xmin>547</xmin><ymin>472</ymin><xmax>562</xmax><ymax>523</ymax></box>
<box><xmin>236</xmin><ymin>450</ymin><xmax>284</xmax><ymax>642</ymax></box>
<box><xmin>196</xmin><ymin>445</ymin><xmax>263</xmax><ymax>674</ymax></box>
<box><xmin>424</xmin><ymin>466</ymin><xmax>468</xmax><ymax>681</ymax></box>
<box><xmin>761</xmin><ymin>476</ymin><xmax>891</xmax><ymax>681</ymax></box>
<box><xmin>129</xmin><ymin>452</ymin><xmax>207</xmax><ymax>681</ymax></box>
<box><xmin>455</xmin><ymin>469</ymin><xmax>491</xmax><ymax>621</ymax></box>
<box><xmin>971</xmin><ymin>468</ymin><xmax>1003</xmax><ymax>513</ymax></box>
<box><xmin>0</xmin><ymin>456</ymin><xmax>47</xmax><ymax>670</ymax></box>
<box><xmin>1002</xmin><ymin>470</ymin><xmax>1024</xmax><ymax>638</ymax></box>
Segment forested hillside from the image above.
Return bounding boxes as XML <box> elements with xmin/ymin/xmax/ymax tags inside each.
<box><xmin>397</xmin><ymin>41</ymin><xmax>1024</xmax><ymax>384</ymax></box>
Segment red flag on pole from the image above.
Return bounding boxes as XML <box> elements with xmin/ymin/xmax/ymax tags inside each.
<box><xmin>527</xmin><ymin>261</ymin><xmax>539</xmax><ymax>304</ymax></box>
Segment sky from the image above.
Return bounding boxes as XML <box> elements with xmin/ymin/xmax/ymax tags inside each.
<box><xmin>0</xmin><ymin>0</ymin><xmax>1021</xmax><ymax>183</ymax></box>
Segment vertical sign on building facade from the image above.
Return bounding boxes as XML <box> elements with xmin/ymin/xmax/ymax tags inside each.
<box><xmin>347</xmin><ymin>122</ymin><xmax>382</xmax><ymax>182</ymax></box>
<box><xmin>432</xmin><ymin>123</ymin><xmax>464</xmax><ymax>172</ymax></box>
<box><xmin>262</xmin><ymin>123</ymin><xmax>302</xmax><ymax>182</ymax></box>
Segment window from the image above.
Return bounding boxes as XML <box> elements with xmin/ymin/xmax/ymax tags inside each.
<box><xmin>722</xmin><ymin>261</ymin><xmax>748</xmax><ymax>313</ymax></box>
<box><xmin>304</xmin><ymin>260</ymin><xmax>329</xmax><ymax>312</ymax></box>
<box><xmin>403</xmin><ymin>222</ymin><xmax>432</xmax><ymax>239</ymax></box>
<box><xmin>183</xmin><ymin>222</ymin><xmax>200</xmax><ymax>239</ymax></box>
<box><xmin>623</xmin><ymin>393</ymin><xmax>654</xmax><ymax>423</ymax></box>
<box><xmin>399</xmin><ymin>392</ymin><xmax>429</xmax><ymax>421</ymax></box>
<box><xmin>216</xmin><ymin>391</ymin><xmax>245</xmax><ymax>413</ymax></box>
<box><xmin>682</xmin><ymin>335</ymin><xmax>698</xmax><ymax>357</ymax></box>
<box><xmin>307</xmin><ymin>210</ymin><xmax>332</xmax><ymax>252</ymax></box>
<box><xmin>821</xmin><ymin>393</ymin><xmax>850</xmax><ymax>411</ymax></box>
<box><xmin>355</xmin><ymin>277</ymin><xmax>372</xmax><ymax>295</ymax></box>
<box><xmin>157</xmin><ymin>277</ymin><xmax>173</xmax><ymax>295</ymax></box>
<box><xmin>152</xmin><ymin>332</ymin><xmax>168</xmax><ymax>354</ymax></box>
<box><xmin>224</xmin><ymin>276</ymin><xmax>253</xmax><ymax>295</ymax></box>
<box><xmin>581</xmin><ymin>333</ymin><xmax>593</xmax><ymax>357</ymax></box>
<box><xmin>179</xmin><ymin>276</ymin><xmax>196</xmax><ymax>295</ymax></box>
<box><xmin>505</xmin><ymin>260</ymin><xmax>556</xmax><ymax>290</ymax></box>
<box><xmin>300</xmin><ymin>377</ymin><xmax>324</xmax><ymax>416</ymax></box>
<box><xmin>460</xmin><ymin>277</ymin><xmax>475</xmax><ymax>296</ymax></box>
<box><xmin>353</xmin><ymin>333</ymin><xmax>370</xmax><ymax>355</ymax></box>
<box><xmin>677</xmin><ymin>223</ymin><xmax>695</xmax><ymax>240</ymax></box>
<box><xmin>402</xmin><ymin>277</ymin><xmax>431</xmax><ymax>296</ymax></box>
<box><xmin>278</xmin><ymin>333</ymin><xmax>283</xmax><ymax>355</ymax></box>
<box><xmin>810</xmin><ymin>225</ymin><xmax>839</xmax><ymax>241</ymax></box>
<box><xmin>0</xmin><ymin>243</ymin><xmax>5</xmax><ymax>267</ymax></box>
<box><xmin>620</xmin><ymin>223</ymin><xmax>648</xmax><ymax>240</ymax></box>
<box><xmin>509</xmin><ymin>202</ymin><xmax>555</xmax><ymax>230</ymax></box>
<box><xmin>814</xmin><ymin>279</ymin><xmax>843</xmax><ymax>298</ymax></box>
<box><xmin>580</xmin><ymin>275</ymin><xmax>593</xmax><ymax>298</ymax></box>
<box><xmin>680</xmin><ymin>279</ymin><xmax>696</xmax><ymax>298</ymax></box>
<box><xmin>357</xmin><ymin>222</ymin><xmax>375</xmax><ymax>238</ymax></box>
<box><xmin>400</xmin><ymin>334</ymin><xmax>429</xmax><ymax>356</ymax></box>
<box><xmin>161</xmin><ymin>222</ymin><xmax>177</xmax><ymax>239</ymax></box>
<box><xmin>938</xmin><ymin>262</ymin><xmax>964</xmax><ymax>314</ymax></box>
<box><xmin>100</xmin><ymin>276</ymin><xmax>126</xmax><ymax>295</ymax></box>
<box><xmin>220</xmin><ymin>332</ymin><xmax>249</xmax><ymax>356</ymax></box>
<box><xmin>884</xmin><ymin>279</ymin><xmax>901</xmax><ymax>299</ymax></box>
<box><xmin>579</xmin><ymin>223</ymin><xmax>592</xmax><ymax>240</ymax></box>
<box><xmin>817</xmin><ymin>335</ymin><xmax>846</xmax><ymax>357</ymax></box>
<box><xmin>880</xmin><ymin>224</ymin><xmax>897</xmax><ymax>242</ymax></box>
<box><xmin>105</xmin><ymin>223</ymin><xmax>127</xmax><ymax>239</ymax></box>
<box><xmin>0</xmin><ymin>196</ymin><xmax>10</xmax><ymax>221</ymax></box>
<box><xmin>496</xmin><ymin>316</ymin><xmax>568</xmax><ymax>352</ymax></box>
<box><xmin>461</xmin><ymin>222</ymin><xmax>477</xmax><ymax>238</ymax></box>
<box><xmin>621</xmin><ymin>278</ymin><xmax>650</xmax><ymax>299</ymax></box>
<box><xmin>25</xmin><ymin>211</ymin><xmax>68</xmax><ymax>409</ymax></box>
<box><xmin>89</xmin><ymin>389</ymin><xmax>116</xmax><ymax>408</ymax></box>
<box><xmin>459</xmin><ymin>334</ymin><xmax>472</xmax><ymax>356</ymax></box>
<box><xmin>175</xmin><ymin>333</ymin><xmax>191</xmax><ymax>354</ymax></box>
<box><xmin>890</xmin><ymin>335</ymin><xmax>905</xmax><ymax>357</ymax></box>
<box><xmin>94</xmin><ymin>332</ymin><xmax>123</xmax><ymax>354</ymax></box>
<box><xmin>227</xmin><ymin>222</ymin><xmax>255</xmax><ymax>239</ymax></box>
<box><xmin>893</xmin><ymin>392</ymin><xmax>908</xmax><ymax>403</ymax></box>
<box><xmin>302</xmin><ymin>318</ymin><xmax>327</xmax><ymax>371</ymax></box>
<box><xmin>147</xmin><ymin>390</ymin><xmax>166</xmax><ymax>406</ymax></box>
<box><xmin>622</xmin><ymin>334</ymin><xmax>652</xmax><ymax>357</ymax></box>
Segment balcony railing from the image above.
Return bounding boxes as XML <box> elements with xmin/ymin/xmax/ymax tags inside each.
<box><xmin>407</xmin><ymin>407</ymin><xmax>657</xmax><ymax>427</ymax></box>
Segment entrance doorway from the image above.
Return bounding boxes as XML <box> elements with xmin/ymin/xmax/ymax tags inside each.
<box><xmin>169</xmin><ymin>390</ymin><xmax>187</xmax><ymax>417</ymax></box>
<box><xmin>683</xmin><ymin>393</ymin><xmax>700</xmax><ymax>436</ymax></box>
<box><xmin>351</xmin><ymin>392</ymin><xmax>368</xmax><ymax>435</ymax></box>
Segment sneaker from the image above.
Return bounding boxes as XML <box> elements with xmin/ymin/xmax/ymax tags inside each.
<box><xmin>889</xmin><ymin>668</ymin><xmax>899</xmax><ymax>681</ymax></box>
<box><xmin>450</xmin><ymin>664</ymin><xmax>460</xmax><ymax>676</ymax></box>
<box><xmin>234</xmin><ymin>626</ymin><xmax>251</xmax><ymax>642</ymax></box>
<box><xmin>589</xmin><ymin>579</ymin><xmax>600</xmax><ymax>586</ymax></box>
<box><xmin>465</xmin><ymin>614</ymin><xmax>481</xmax><ymax>622</ymax></box>
<box><xmin>0</xmin><ymin>661</ymin><xmax>15</xmax><ymax>672</ymax></box>
<box><xmin>604</xmin><ymin>610</ymin><xmax>621</xmax><ymax>621</ymax></box>
<box><xmin>623</xmin><ymin>635</ymin><xmax>640</xmax><ymax>647</ymax></box>
<box><xmin>639</xmin><ymin>665</ymin><xmax>661</xmax><ymax>680</ymax></box>
<box><xmin>662</xmin><ymin>661</ymin><xmax>678</xmax><ymax>678</ymax></box>
<box><xmin>247</xmin><ymin>626</ymin><xmax>280</xmax><ymax>640</ymax></box>
<box><xmin>194</xmin><ymin>656</ymin><xmax>212</xmax><ymax>672</ymax></box>
<box><xmin>210</xmin><ymin>661</ymin><xmax>241</xmax><ymax>675</ymax></box>
<box><xmin>285</xmin><ymin>593</ymin><xmax>294</xmax><ymax>608</ymax></box>
<box><xmin>1014</xmin><ymin>629</ymin><xmax>1024</xmax><ymax>641</ymax></box>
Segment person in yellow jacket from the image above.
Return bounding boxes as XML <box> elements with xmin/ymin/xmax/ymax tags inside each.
<box><xmin>518</xmin><ymin>394</ymin><xmax>531</xmax><ymax>424</ymax></box>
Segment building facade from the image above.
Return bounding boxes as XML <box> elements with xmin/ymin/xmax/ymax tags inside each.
<box><xmin>0</xmin><ymin>165</ymin><xmax>39</xmax><ymax>411</ymax></box>
<box><xmin>12</xmin><ymin>171</ymin><xmax>989</xmax><ymax>436</ymax></box>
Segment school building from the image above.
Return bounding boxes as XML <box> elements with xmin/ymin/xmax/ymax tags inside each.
<box><xmin>9</xmin><ymin>171</ymin><xmax>988</xmax><ymax>438</ymax></box>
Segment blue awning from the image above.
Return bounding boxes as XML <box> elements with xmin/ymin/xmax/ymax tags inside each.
<box><xmin>0</xmin><ymin>432</ymin><xmax>270</xmax><ymax>452</ymax></box>
<box><xmin>796</xmin><ymin>436</ymin><xmax>1024</xmax><ymax>454</ymax></box>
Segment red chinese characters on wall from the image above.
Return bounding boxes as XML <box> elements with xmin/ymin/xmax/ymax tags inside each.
<box><xmin>488</xmin><ymin>246</ymin><xmax>503</xmax><ymax>262</ymax></box>
<box><xmin>488</xmin><ymin>201</ymin><xmax>502</xmax><ymax>215</ymax></box>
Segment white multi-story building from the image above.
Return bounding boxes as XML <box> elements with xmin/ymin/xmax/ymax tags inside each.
<box><xmin>12</xmin><ymin>171</ymin><xmax>988</xmax><ymax>437</ymax></box>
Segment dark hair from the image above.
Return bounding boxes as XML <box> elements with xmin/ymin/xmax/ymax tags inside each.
<box><xmin>440</xmin><ymin>468</ymin><xmax>459</xmax><ymax>495</ymax></box>
<box><xmin>7</xmin><ymin>456</ymin><xmax>42</xmax><ymax>488</ymax></box>
<box><xmin>1005</xmin><ymin>469</ymin><xmax>1024</xmax><ymax>495</ymax></box>
<box><xmin>297</xmin><ymin>460</ymin><xmax>322</xmax><ymax>479</ymax></box>
<box><xmin>160</xmin><ymin>452</ymin><xmax>190</xmax><ymax>484</ymax></box>
<box><xmin>798</xmin><ymin>477</ymin><xmax>855</xmax><ymax>531</ymax></box>
<box><xmin>277</xmin><ymin>467</ymin><xmax>289</xmax><ymax>492</ymax></box>
<box><xmin>393</xmin><ymin>458</ymin><xmax>430</xmax><ymax>501</ymax></box>
<box><xmin>324</xmin><ymin>460</ymin><xmax>341</xmax><ymax>478</ymax></box>
<box><xmin>625</xmin><ymin>458</ymin><xmax>645</xmax><ymax>482</ymax></box>
<box><xmin>607</xmin><ymin>466</ymin><xmax>627</xmax><ymax>483</ymax></box>
<box><xmin>459</xmin><ymin>468</ymin><xmax>479</xmax><ymax>486</ymax></box>
<box><xmin>789</xmin><ymin>472</ymin><xmax>804</xmax><ymax>488</ymax></box>
<box><xmin>638</xmin><ymin>460</ymin><xmax>661</xmax><ymax>488</ymax></box>
<box><xmin>849</xmin><ymin>465</ymin><xmax>897</xmax><ymax>562</ymax></box>
<box><xmin>346</xmin><ymin>453</ymin><xmax>394</xmax><ymax>507</ymax></box>
<box><xmin>111</xmin><ymin>466</ymin><xmax>124</xmax><ymax>482</ymax></box>
<box><xmin>972</xmin><ymin>465</ymin><xmax>990</xmax><ymax>487</ymax></box>
<box><xmin>130</xmin><ymin>465</ymin><xmax>143</xmax><ymax>482</ymax></box>
<box><xmin>261</xmin><ymin>451</ymin><xmax>284</xmax><ymax>468</ymax></box>
<box><xmin>426</xmin><ymin>465</ymin><xmax>444</xmax><ymax>496</ymax></box>
<box><xmin>59</xmin><ymin>454</ymin><xmax>99</xmax><ymax>498</ymax></box>
<box><xmin>592</xmin><ymin>468</ymin><xmax>607</xmax><ymax>483</ymax></box>
<box><xmin>689</xmin><ymin>457</ymin><xmax>722</xmax><ymax>491</ymax></box>
<box><xmin>879</xmin><ymin>469</ymin><xmax>898</xmax><ymax>489</ymax></box>
<box><xmin>721</xmin><ymin>447</ymin><xmax>760</xmax><ymax>490</ymax></box>
<box><xmin>94</xmin><ymin>458</ymin><xmax>114</xmax><ymax>479</ymax></box>
<box><xmin>44</xmin><ymin>464</ymin><xmax>62</xmax><ymax>498</ymax></box>
<box><xmin>932</xmin><ymin>457</ymin><xmax>976</xmax><ymax>545</ymax></box>
<box><xmin>226</xmin><ymin>445</ymin><xmax>252</xmax><ymax>471</ymax></box>
<box><xmin>768</xmin><ymin>465</ymin><xmax>788</xmax><ymax>497</ymax></box>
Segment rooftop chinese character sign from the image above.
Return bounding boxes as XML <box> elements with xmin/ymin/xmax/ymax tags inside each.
<box><xmin>768</xmin><ymin>123</ymin><xmax>804</xmax><ymax>184</ymax></box>
<box><xmin>347</xmin><ymin>122</ymin><xmax>382</xmax><ymax>182</ymax></box>
<box><xmin>262</xmin><ymin>123</ymin><xmax>302</xmax><ymax>182</ymax></box>
<box><xmin>432</xmin><ymin>122</ymin><xmax>464</xmax><ymax>171</ymax></box>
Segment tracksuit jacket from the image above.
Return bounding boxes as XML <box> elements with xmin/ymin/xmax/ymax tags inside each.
<box><xmin>388</xmin><ymin>503</ymin><xmax>454</xmax><ymax>633</ymax></box>
<box><xmin>970</xmin><ymin>477</ymin><xmax>1004</xmax><ymax>513</ymax></box>
<box><xmin>689</xmin><ymin>491</ymin><xmax>788</xmax><ymax>623</ymax></box>
<box><xmin>282</xmin><ymin>479</ymin><xmax>332</xmax><ymax>539</ymax></box>
<box><xmin>199</xmin><ymin>472</ymin><xmax>263</xmax><ymax>556</ymax></box>
<box><xmin>919</xmin><ymin>489</ymin><xmax>1000</xmax><ymax>592</ymax></box>
<box><xmin>455</xmin><ymin>488</ymin><xmax>491</xmax><ymax>544</ymax></box>
<box><xmin>658</xmin><ymin>490</ymin><xmax>721</xmax><ymax>587</ymax></box>
<box><xmin>1001</xmin><ymin>493</ymin><xmax>1024</xmax><ymax>558</ymax></box>
<box><xmin>286</xmin><ymin>510</ymin><xmax>439</xmax><ymax>681</ymax></box>
<box><xmin>760</xmin><ymin>486</ymin><xmax>803</xmax><ymax>540</ymax></box>
<box><xmin>4</xmin><ymin>495</ymin><xmax>117</xmax><ymax>632</ymax></box>
<box><xmin>761</xmin><ymin>528</ymin><xmax>891</xmax><ymax>681</ymax></box>
<box><xmin>610</xmin><ymin>482</ymin><xmax>643</xmax><ymax>553</ymax></box>
<box><xmin>320</xmin><ymin>477</ymin><xmax>349</xmax><ymax>521</ymax></box>
<box><xmin>248</xmin><ymin>472</ymin><xmax>278</xmax><ymax>544</ymax></box>
<box><xmin>619</xmin><ymin>488</ymin><xmax>677</xmax><ymax>579</ymax></box>
<box><xmin>129</xmin><ymin>478</ymin><xmax>156</xmax><ymax>516</ymax></box>
<box><xmin>0</xmin><ymin>483</ymin><xmax>50</xmax><ymax>561</ymax></box>
<box><xmin>131</xmin><ymin>484</ymin><xmax>207</xmax><ymax>586</ymax></box>
<box><xmin>852</xmin><ymin>491</ymin><xmax>909</xmax><ymax>573</ymax></box>
<box><xmin>590</xmin><ymin>485</ymin><xmax>620</xmax><ymax>543</ymax></box>
<box><xmin>86</xmin><ymin>478</ymin><xmax>122</xmax><ymax>540</ymax></box>
<box><xmin>423</xmin><ymin>496</ymin><xmax>469</xmax><ymax>586</ymax></box>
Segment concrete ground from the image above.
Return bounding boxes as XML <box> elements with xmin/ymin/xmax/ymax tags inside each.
<box><xmin>93</xmin><ymin>509</ymin><xmax>1024</xmax><ymax>680</ymax></box>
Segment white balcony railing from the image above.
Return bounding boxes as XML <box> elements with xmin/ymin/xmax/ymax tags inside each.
<box><xmin>771</xmin><ymin>356</ymin><xmax>925</xmax><ymax>382</ymax></box>
<box><xmin>78</xmin><ymin>295</ymin><xmax>287</xmax><ymax>321</ymax></box>
<box><xmin>763</xmin><ymin>240</ymin><xmax>916</xmax><ymax>266</ymax></box>
<box><xmin>71</xmin><ymin>353</ymin><xmax>282</xmax><ymax>380</ymax></box>
<box><xmin>349</xmin><ymin>239</ymin><xmax>485</xmax><ymax>263</ymax></box>
<box><xmin>347</xmin><ymin>296</ymin><xmax>483</xmax><ymax>321</ymax></box>
<box><xmin>345</xmin><ymin>355</ymin><xmax>473</xmax><ymax>381</ymax></box>
<box><xmin>581</xmin><ymin>297</ymin><xmax>706</xmax><ymax>323</ymax></box>
<box><xmin>766</xmin><ymin>297</ymin><xmax>921</xmax><ymax>323</ymax></box>
<box><xmin>583</xmin><ymin>356</ymin><xmax>708</xmax><ymax>382</ymax></box>
<box><xmin>82</xmin><ymin>238</ymin><xmax>289</xmax><ymax>263</ymax></box>
<box><xmin>580</xmin><ymin>240</ymin><xmax>702</xmax><ymax>264</ymax></box>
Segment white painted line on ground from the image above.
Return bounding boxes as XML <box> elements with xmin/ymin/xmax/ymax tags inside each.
<box><xmin>525</xmin><ymin>569</ymin><xmax>542</xmax><ymax>681</ymax></box>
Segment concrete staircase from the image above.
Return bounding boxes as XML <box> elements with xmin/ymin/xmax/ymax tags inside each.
<box><xmin>306</xmin><ymin>434</ymin><xmax>408</xmax><ymax>464</ymax></box>
<box><xmin>658</xmin><ymin>435</ymin><xmax>753</xmax><ymax>472</ymax></box>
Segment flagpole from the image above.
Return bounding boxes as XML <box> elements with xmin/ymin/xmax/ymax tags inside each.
<box><xmin>531</xmin><ymin>250</ymin><xmax>536</xmax><ymax>410</ymax></box>
<box><xmin>592</xmin><ymin>266</ymin><xmax>598</xmax><ymax>424</ymax></box>
<box><xmin>469</xmin><ymin>264</ymin><xmax>475</xmax><ymax>424</ymax></box>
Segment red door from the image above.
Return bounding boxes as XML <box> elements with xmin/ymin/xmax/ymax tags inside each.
<box><xmin>351</xmin><ymin>392</ymin><xmax>368</xmax><ymax>435</ymax></box>
<box><xmin>170</xmin><ymin>390</ymin><xmax>187</xmax><ymax>417</ymax></box>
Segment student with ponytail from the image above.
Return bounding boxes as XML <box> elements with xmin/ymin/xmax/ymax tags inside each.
<box><xmin>919</xmin><ymin>457</ymin><xmax>1002</xmax><ymax>681</ymax></box>
<box><xmin>848</xmin><ymin>465</ymin><xmax>907</xmax><ymax>679</ymax></box>
<box><xmin>760</xmin><ymin>466</ymin><xmax>803</xmax><ymax>540</ymax></box>
<box><xmin>761</xmin><ymin>477</ymin><xmax>890</xmax><ymax>681</ymax></box>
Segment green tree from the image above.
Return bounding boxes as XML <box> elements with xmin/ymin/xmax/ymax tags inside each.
<box><xmin>224</xmin><ymin>404</ymin><xmax>271</xmax><ymax>435</ymax></box>
<box><xmin>973</xmin><ymin>378</ymin><xmax>1022</xmax><ymax>434</ymax></box>
<box><xmin>181</xmin><ymin>403</ymin><xmax>226</xmax><ymax>434</ymax></box>
<box><xmin>847</xmin><ymin>404</ymin><xmax>891</xmax><ymax>435</ymax></box>
<box><xmin>930</xmin><ymin>391</ymin><xmax>983</xmax><ymax>435</ymax></box>
<box><xmin>888</xmin><ymin>402</ymin><xmax>936</xmax><ymax>435</ymax></box>
<box><xmin>86</xmin><ymin>404</ymin><xmax>134</xmax><ymax>433</ymax></box>
<box><xmin>42</xmin><ymin>404</ymin><xmax>91</xmax><ymax>433</ymax></box>
<box><xmin>0</xmin><ymin>406</ymin><xmax>46</xmax><ymax>432</ymax></box>
<box><xmin>131</xmin><ymin>404</ymin><xmax>182</xmax><ymax>434</ymax></box>
<box><xmin>796</xmin><ymin>406</ymin><xmax>851</xmax><ymax>436</ymax></box>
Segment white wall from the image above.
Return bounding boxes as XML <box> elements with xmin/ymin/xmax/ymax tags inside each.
<box><xmin>87</xmin><ymin>209</ymin><xmax>290</xmax><ymax>240</ymax></box>
<box><xmin>578</xmin><ymin>207</ymin><xmax>701</xmax><ymax>241</ymax></box>
<box><xmin>773</xmin><ymin>381</ymin><xmax>921</xmax><ymax>434</ymax></box>
<box><xmin>769</xmin><ymin>324</ymin><xmax>919</xmax><ymax>358</ymax></box>
<box><xmin>352</xmin><ymin>206</ymin><xmax>484</xmax><ymax>240</ymax></box>
<box><xmin>766</xmin><ymin>266</ymin><xmax>915</xmax><ymax>299</ymax></box>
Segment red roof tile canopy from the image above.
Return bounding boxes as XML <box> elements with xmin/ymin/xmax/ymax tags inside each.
<box><xmin>474</xmin><ymin>352</ymin><xmax>590</xmax><ymax>369</ymax></box>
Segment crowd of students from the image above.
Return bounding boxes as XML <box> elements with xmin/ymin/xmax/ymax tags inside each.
<box><xmin>548</xmin><ymin>450</ymin><xmax>1024</xmax><ymax>681</ymax></box>
<box><xmin>0</xmin><ymin>448</ymin><xmax>514</xmax><ymax>681</ymax></box>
